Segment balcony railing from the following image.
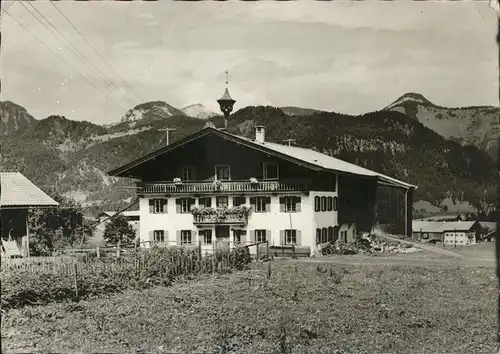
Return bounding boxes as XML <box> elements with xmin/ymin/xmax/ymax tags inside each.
<box><xmin>137</xmin><ymin>179</ymin><xmax>311</xmax><ymax>194</ymax></box>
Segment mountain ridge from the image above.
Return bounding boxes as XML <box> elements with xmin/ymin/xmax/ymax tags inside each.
<box><xmin>1</xmin><ymin>96</ymin><xmax>496</xmax><ymax>216</ymax></box>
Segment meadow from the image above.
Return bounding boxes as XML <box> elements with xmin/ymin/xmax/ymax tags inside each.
<box><xmin>2</xmin><ymin>260</ymin><xmax>497</xmax><ymax>353</ymax></box>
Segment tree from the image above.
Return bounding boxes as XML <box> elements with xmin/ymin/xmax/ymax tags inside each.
<box><xmin>103</xmin><ymin>215</ymin><xmax>136</xmax><ymax>246</ymax></box>
<box><xmin>28</xmin><ymin>190</ymin><xmax>91</xmax><ymax>256</ymax></box>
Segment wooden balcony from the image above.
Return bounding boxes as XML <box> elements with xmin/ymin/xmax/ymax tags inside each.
<box><xmin>137</xmin><ymin>179</ymin><xmax>311</xmax><ymax>195</ymax></box>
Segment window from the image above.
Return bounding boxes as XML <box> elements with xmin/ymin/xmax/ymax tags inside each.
<box><xmin>255</xmin><ymin>229</ymin><xmax>267</xmax><ymax>242</ymax></box>
<box><xmin>201</xmin><ymin>229</ymin><xmax>212</xmax><ymax>244</ymax></box>
<box><xmin>327</xmin><ymin>197</ymin><xmax>333</xmax><ymax>211</ymax></box>
<box><xmin>154</xmin><ymin>230</ymin><xmax>165</xmax><ymax>242</ymax></box>
<box><xmin>250</xmin><ymin>197</ymin><xmax>270</xmax><ymax>213</ymax></box>
<box><xmin>328</xmin><ymin>227</ymin><xmax>334</xmax><ymax>242</ymax></box>
<box><xmin>233</xmin><ymin>196</ymin><xmax>246</xmax><ymax>206</ymax></box>
<box><xmin>216</xmin><ymin>196</ymin><xmax>229</xmax><ymax>208</ymax></box>
<box><xmin>215</xmin><ymin>165</ymin><xmax>230</xmax><ymax>180</ymax></box>
<box><xmin>176</xmin><ymin>198</ymin><xmax>195</xmax><ymax>213</ymax></box>
<box><xmin>181</xmin><ymin>166</ymin><xmax>196</xmax><ymax>181</ymax></box>
<box><xmin>315</xmin><ymin>196</ymin><xmax>320</xmax><ymax>212</ymax></box>
<box><xmin>321</xmin><ymin>197</ymin><xmax>327</xmax><ymax>212</ymax></box>
<box><xmin>316</xmin><ymin>229</ymin><xmax>321</xmax><ymax>245</ymax></box>
<box><xmin>280</xmin><ymin>196</ymin><xmax>301</xmax><ymax>212</ymax></box>
<box><xmin>263</xmin><ymin>162</ymin><xmax>279</xmax><ymax>179</ymax></box>
<box><xmin>321</xmin><ymin>228</ymin><xmax>327</xmax><ymax>243</ymax></box>
<box><xmin>181</xmin><ymin>230</ymin><xmax>192</xmax><ymax>244</ymax></box>
<box><xmin>333</xmin><ymin>197</ymin><xmax>338</xmax><ymax>211</ymax></box>
<box><xmin>285</xmin><ymin>229</ymin><xmax>297</xmax><ymax>245</ymax></box>
<box><xmin>234</xmin><ymin>230</ymin><xmax>247</xmax><ymax>244</ymax></box>
<box><xmin>198</xmin><ymin>197</ymin><xmax>212</xmax><ymax>208</ymax></box>
<box><xmin>149</xmin><ymin>199</ymin><xmax>167</xmax><ymax>214</ymax></box>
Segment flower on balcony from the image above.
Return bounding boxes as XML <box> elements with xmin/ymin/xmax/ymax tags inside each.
<box><xmin>173</xmin><ymin>177</ymin><xmax>182</xmax><ymax>185</ymax></box>
<box><xmin>191</xmin><ymin>205</ymin><xmax>252</xmax><ymax>222</ymax></box>
<box><xmin>249</xmin><ymin>177</ymin><xmax>259</xmax><ymax>184</ymax></box>
<box><xmin>212</xmin><ymin>179</ymin><xmax>223</xmax><ymax>191</ymax></box>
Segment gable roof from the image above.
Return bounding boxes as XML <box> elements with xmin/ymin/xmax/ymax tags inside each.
<box><xmin>108</xmin><ymin>127</ymin><xmax>416</xmax><ymax>190</ymax></box>
<box><xmin>99</xmin><ymin>210</ymin><xmax>140</xmax><ymax>218</ymax></box>
<box><xmin>0</xmin><ymin>172</ymin><xmax>59</xmax><ymax>208</ymax></box>
<box><xmin>412</xmin><ymin>220</ymin><xmax>478</xmax><ymax>233</ymax></box>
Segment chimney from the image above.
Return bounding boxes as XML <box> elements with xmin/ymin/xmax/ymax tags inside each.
<box><xmin>255</xmin><ymin>125</ymin><xmax>265</xmax><ymax>143</ymax></box>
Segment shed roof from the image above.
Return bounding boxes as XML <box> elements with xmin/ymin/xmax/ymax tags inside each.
<box><xmin>412</xmin><ymin>220</ymin><xmax>478</xmax><ymax>233</ymax></box>
<box><xmin>99</xmin><ymin>210</ymin><xmax>140</xmax><ymax>218</ymax></box>
<box><xmin>0</xmin><ymin>172</ymin><xmax>59</xmax><ymax>208</ymax></box>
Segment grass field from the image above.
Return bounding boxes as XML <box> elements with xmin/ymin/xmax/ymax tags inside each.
<box><xmin>2</xmin><ymin>260</ymin><xmax>497</xmax><ymax>353</ymax></box>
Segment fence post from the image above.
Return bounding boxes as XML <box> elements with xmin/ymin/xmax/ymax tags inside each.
<box><xmin>266</xmin><ymin>241</ymin><xmax>270</xmax><ymax>259</ymax></box>
<box><xmin>96</xmin><ymin>247</ymin><xmax>100</xmax><ymax>259</ymax></box>
<box><xmin>292</xmin><ymin>244</ymin><xmax>296</xmax><ymax>259</ymax></box>
<box><xmin>256</xmin><ymin>242</ymin><xmax>260</xmax><ymax>262</ymax></box>
<box><xmin>267</xmin><ymin>262</ymin><xmax>272</xmax><ymax>279</ymax></box>
<box><xmin>198</xmin><ymin>240</ymin><xmax>202</xmax><ymax>271</ymax></box>
<box><xmin>73</xmin><ymin>264</ymin><xmax>79</xmax><ymax>298</ymax></box>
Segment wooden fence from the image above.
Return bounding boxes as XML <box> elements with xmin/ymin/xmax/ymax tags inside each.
<box><xmin>0</xmin><ymin>241</ymin><xmax>271</xmax><ymax>273</ymax></box>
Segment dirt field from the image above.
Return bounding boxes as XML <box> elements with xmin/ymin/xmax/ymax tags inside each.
<box><xmin>2</xmin><ymin>260</ymin><xmax>497</xmax><ymax>353</ymax></box>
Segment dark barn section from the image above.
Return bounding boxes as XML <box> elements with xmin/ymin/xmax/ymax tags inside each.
<box><xmin>374</xmin><ymin>186</ymin><xmax>412</xmax><ymax>237</ymax></box>
<box><xmin>338</xmin><ymin>175</ymin><xmax>378</xmax><ymax>234</ymax></box>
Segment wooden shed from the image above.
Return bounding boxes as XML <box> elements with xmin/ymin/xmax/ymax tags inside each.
<box><xmin>0</xmin><ymin>172</ymin><xmax>59</xmax><ymax>258</ymax></box>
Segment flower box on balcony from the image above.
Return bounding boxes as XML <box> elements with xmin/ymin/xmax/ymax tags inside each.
<box><xmin>191</xmin><ymin>206</ymin><xmax>252</xmax><ymax>224</ymax></box>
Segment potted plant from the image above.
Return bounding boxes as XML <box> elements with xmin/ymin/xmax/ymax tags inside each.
<box><xmin>173</xmin><ymin>177</ymin><xmax>182</xmax><ymax>186</ymax></box>
<box><xmin>249</xmin><ymin>177</ymin><xmax>259</xmax><ymax>185</ymax></box>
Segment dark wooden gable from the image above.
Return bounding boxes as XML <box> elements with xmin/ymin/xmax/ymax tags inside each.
<box><xmin>119</xmin><ymin>131</ymin><xmax>316</xmax><ymax>182</ymax></box>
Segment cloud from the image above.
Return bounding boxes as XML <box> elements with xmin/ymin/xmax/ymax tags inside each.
<box><xmin>1</xmin><ymin>1</ymin><xmax>497</xmax><ymax>125</ymax></box>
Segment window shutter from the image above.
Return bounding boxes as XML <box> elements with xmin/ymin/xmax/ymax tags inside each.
<box><xmin>279</xmin><ymin>197</ymin><xmax>285</xmax><ymax>212</ymax></box>
<box><xmin>240</xmin><ymin>232</ymin><xmax>247</xmax><ymax>244</ymax></box>
<box><xmin>266</xmin><ymin>230</ymin><xmax>271</xmax><ymax>243</ymax></box>
<box><xmin>314</xmin><ymin>196</ymin><xmax>320</xmax><ymax>212</ymax></box>
<box><xmin>333</xmin><ymin>197</ymin><xmax>338</xmax><ymax>211</ymax></box>
<box><xmin>250</xmin><ymin>197</ymin><xmax>256</xmax><ymax>212</ymax></box>
<box><xmin>190</xmin><ymin>198</ymin><xmax>196</xmax><ymax>211</ymax></box>
<box><xmin>149</xmin><ymin>199</ymin><xmax>154</xmax><ymax>213</ymax></box>
<box><xmin>149</xmin><ymin>230</ymin><xmax>154</xmax><ymax>242</ymax></box>
<box><xmin>296</xmin><ymin>197</ymin><xmax>301</xmax><ymax>212</ymax></box>
<box><xmin>249</xmin><ymin>230</ymin><xmax>255</xmax><ymax>242</ymax></box>
<box><xmin>191</xmin><ymin>230</ymin><xmax>197</xmax><ymax>245</ymax></box>
<box><xmin>176</xmin><ymin>199</ymin><xmax>181</xmax><ymax>213</ymax></box>
<box><xmin>279</xmin><ymin>230</ymin><xmax>285</xmax><ymax>245</ymax></box>
<box><xmin>316</xmin><ymin>229</ymin><xmax>321</xmax><ymax>244</ymax></box>
<box><xmin>164</xmin><ymin>230</ymin><xmax>169</xmax><ymax>242</ymax></box>
<box><xmin>265</xmin><ymin>197</ymin><xmax>271</xmax><ymax>212</ymax></box>
<box><xmin>296</xmin><ymin>230</ymin><xmax>302</xmax><ymax>245</ymax></box>
<box><xmin>176</xmin><ymin>231</ymin><xmax>181</xmax><ymax>245</ymax></box>
<box><xmin>206</xmin><ymin>197</ymin><xmax>212</xmax><ymax>208</ymax></box>
<box><xmin>162</xmin><ymin>200</ymin><xmax>168</xmax><ymax>213</ymax></box>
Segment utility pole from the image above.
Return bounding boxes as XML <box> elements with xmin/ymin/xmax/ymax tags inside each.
<box><xmin>282</xmin><ymin>138</ymin><xmax>296</xmax><ymax>146</ymax></box>
<box><xmin>157</xmin><ymin>128</ymin><xmax>177</xmax><ymax>146</ymax></box>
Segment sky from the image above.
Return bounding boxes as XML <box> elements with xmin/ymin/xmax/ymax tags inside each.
<box><xmin>1</xmin><ymin>1</ymin><xmax>498</xmax><ymax>125</ymax></box>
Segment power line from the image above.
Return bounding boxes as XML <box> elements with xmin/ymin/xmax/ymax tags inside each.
<box><xmin>1</xmin><ymin>7</ymin><xmax>129</xmax><ymax>112</ymax></box>
<box><xmin>50</xmin><ymin>1</ymin><xmax>145</xmax><ymax>103</ymax></box>
<box><xmin>21</xmin><ymin>2</ymin><xmax>136</xmax><ymax>108</ymax></box>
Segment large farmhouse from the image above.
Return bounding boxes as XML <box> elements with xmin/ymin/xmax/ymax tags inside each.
<box><xmin>108</xmin><ymin>125</ymin><xmax>416</xmax><ymax>255</ymax></box>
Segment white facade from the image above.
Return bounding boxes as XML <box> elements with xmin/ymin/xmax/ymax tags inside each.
<box><xmin>139</xmin><ymin>189</ymin><xmax>340</xmax><ymax>255</ymax></box>
<box><xmin>443</xmin><ymin>231</ymin><xmax>476</xmax><ymax>246</ymax></box>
